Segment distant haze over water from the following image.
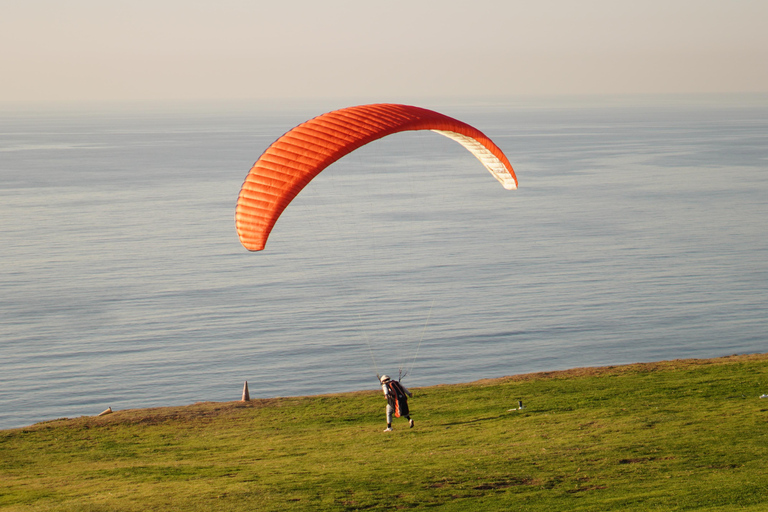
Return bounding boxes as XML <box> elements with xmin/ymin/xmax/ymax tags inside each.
<box><xmin>1</xmin><ymin>96</ymin><xmax>766</xmax><ymax>430</ymax></box>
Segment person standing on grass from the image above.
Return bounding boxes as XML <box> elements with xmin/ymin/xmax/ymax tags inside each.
<box><xmin>380</xmin><ymin>375</ymin><xmax>414</xmax><ymax>431</ymax></box>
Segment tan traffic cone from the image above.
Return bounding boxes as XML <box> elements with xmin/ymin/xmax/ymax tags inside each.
<box><xmin>242</xmin><ymin>381</ymin><xmax>250</xmax><ymax>402</ymax></box>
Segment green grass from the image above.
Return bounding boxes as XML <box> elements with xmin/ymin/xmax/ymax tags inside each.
<box><xmin>2</xmin><ymin>353</ymin><xmax>768</xmax><ymax>511</ymax></box>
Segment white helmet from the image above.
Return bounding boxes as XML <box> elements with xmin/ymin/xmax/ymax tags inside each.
<box><xmin>380</xmin><ymin>375</ymin><xmax>391</xmax><ymax>383</ymax></box>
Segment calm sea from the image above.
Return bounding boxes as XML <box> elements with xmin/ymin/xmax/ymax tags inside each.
<box><xmin>1</xmin><ymin>96</ymin><xmax>766</xmax><ymax>430</ymax></box>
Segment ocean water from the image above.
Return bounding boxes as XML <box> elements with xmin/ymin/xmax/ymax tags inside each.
<box><xmin>1</xmin><ymin>97</ymin><xmax>767</xmax><ymax>430</ymax></box>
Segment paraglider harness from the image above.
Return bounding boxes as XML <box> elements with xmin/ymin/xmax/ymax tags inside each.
<box><xmin>384</xmin><ymin>379</ymin><xmax>410</xmax><ymax>418</ymax></box>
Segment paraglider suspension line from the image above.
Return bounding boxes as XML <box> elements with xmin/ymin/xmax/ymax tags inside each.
<box><xmin>403</xmin><ymin>299</ymin><xmax>435</xmax><ymax>381</ymax></box>
<box><xmin>357</xmin><ymin>313</ymin><xmax>380</xmax><ymax>379</ymax></box>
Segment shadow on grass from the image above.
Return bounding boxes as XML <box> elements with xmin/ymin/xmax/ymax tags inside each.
<box><xmin>439</xmin><ymin>414</ymin><xmax>504</xmax><ymax>426</ymax></box>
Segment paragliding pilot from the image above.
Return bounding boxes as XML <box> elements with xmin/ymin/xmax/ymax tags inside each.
<box><xmin>380</xmin><ymin>375</ymin><xmax>414</xmax><ymax>432</ymax></box>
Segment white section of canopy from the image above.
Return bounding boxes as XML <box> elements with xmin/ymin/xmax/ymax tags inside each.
<box><xmin>432</xmin><ymin>130</ymin><xmax>517</xmax><ymax>190</ymax></box>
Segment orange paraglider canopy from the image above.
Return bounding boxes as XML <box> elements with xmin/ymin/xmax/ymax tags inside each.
<box><xmin>235</xmin><ymin>103</ymin><xmax>517</xmax><ymax>251</ymax></box>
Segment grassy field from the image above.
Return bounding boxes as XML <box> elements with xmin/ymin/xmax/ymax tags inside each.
<box><xmin>2</xmin><ymin>353</ymin><xmax>767</xmax><ymax>511</ymax></box>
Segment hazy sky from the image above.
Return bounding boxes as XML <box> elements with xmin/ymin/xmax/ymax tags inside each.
<box><xmin>2</xmin><ymin>0</ymin><xmax>767</xmax><ymax>103</ymax></box>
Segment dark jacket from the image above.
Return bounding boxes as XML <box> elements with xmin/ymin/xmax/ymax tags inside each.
<box><xmin>383</xmin><ymin>380</ymin><xmax>411</xmax><ymax>417</ymax></box>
